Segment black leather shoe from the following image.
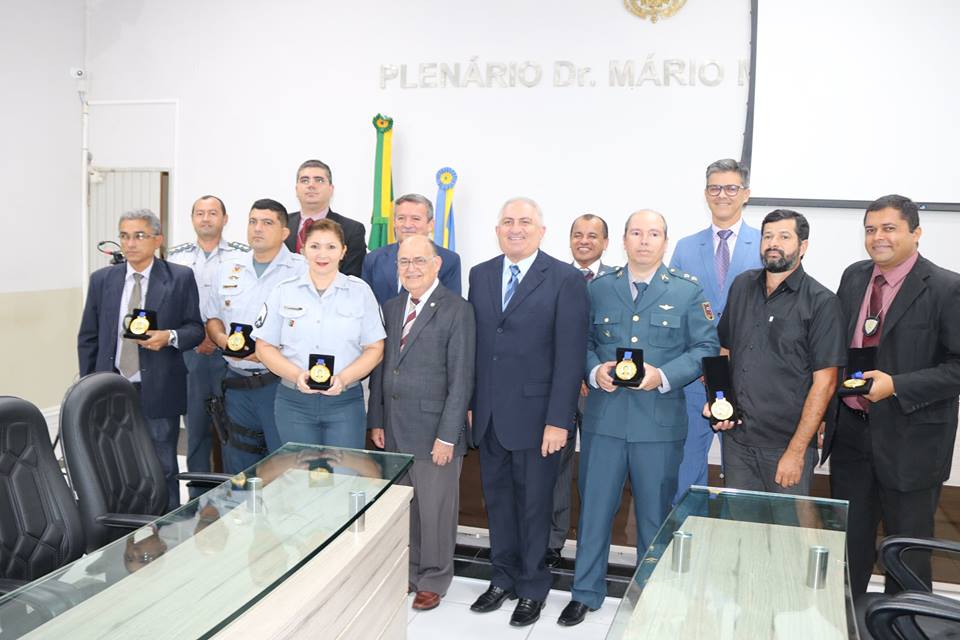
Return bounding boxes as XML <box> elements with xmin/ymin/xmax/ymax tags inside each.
<box><xmin>509</xmin><ymin>598</ymin><xmax>544</xmax><ymax>627</ymax></box>
<box><xmin>470</xmin><ymin>585</ymin><xmax>516</xmax><ymax>613</ymax></box>
<box><xmin>557</xmin><ymin>600</ymin><xmax>595</xmax><ymax>626</ymax></box>
<box><xmin>544</xmin><ymin>547</ymin><xmax>563</xmax><ymax>568</ymax></box>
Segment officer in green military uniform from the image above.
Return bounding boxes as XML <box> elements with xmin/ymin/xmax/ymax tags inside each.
<box><xmin>558</xmin><ymin>210</ymin><xmax>719</xmax><ymax>627</ymax></box>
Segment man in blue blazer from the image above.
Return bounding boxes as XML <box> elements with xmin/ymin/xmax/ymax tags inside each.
<box><xmin>669</xmin><ymin>158</ymin><xmax>762</xmax><ymax>504</ymax></box>
<box><xmin>558</xmin><ymin>210</ymin><xmax>719</xmax><ymax>627</ymax></box>
<box><xmin>361</xmin><ymin>193</ymin><xmax>461</xmax><ymax>305</ymax></box>
<box><xmin>467</xmin><ymin>197</ymin><xmax>589</xmax><ymax>627</ymax></box>
<box><xmin>78</xmin><ymin>210</ymin><xmax>204</xmax><ymax>510</ymax></box>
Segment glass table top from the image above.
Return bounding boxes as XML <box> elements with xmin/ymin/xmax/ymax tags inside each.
<box><xmin>605</xmin><ymin>486</ymin><xmax>856</xmax><ymax>640</ymax></box>
<box><xmin>0</xmin><ymin>444</ymin><xmax>413</xmax><ymax>639</ymax></box>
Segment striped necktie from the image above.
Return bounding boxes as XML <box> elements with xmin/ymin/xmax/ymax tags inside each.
<box><xmin>503</xmin><ymin>264</ymin><xmax>520</xmax><ymax>311</ymax></box>
<box><xmin>400</xmin><ymin>297</ymin><xmax>420</xmax><ymax>350</ymax></box>
<box><xmin>118</xmin><ymin>273</ymin><xmax>143</xmax><ymax>378</ymax></box>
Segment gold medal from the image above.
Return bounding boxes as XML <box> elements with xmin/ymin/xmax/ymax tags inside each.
<box><xmin>615</xmin><ymin>350</ymin><xmax>638</xmax><ymax>380</ymax></box>
<box><xmin>227</xmin><ymin>331</ymin><xmax>246</xmax><ymax>352</ymax></box>
<box><xmin>843</xmin><ymin>371</ymin><xmax>867</xmax><ymax>389</ymax></box>
<box><xmin>309</xmin><ymin>361</ymin><xmax>331</xmax><ymax>384</ymax></box>
<box><xmin>129</xmin><ymin>313</ymin><xmax>151</xmax><ymax>336</ymax></box>
<box><xmin>710</xmin><ymin>392</ymin><xmax>734</xmax><ymax>421</ymax></box>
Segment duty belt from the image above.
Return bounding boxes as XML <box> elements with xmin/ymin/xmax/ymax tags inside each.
<box><xmin>222</xmin><ymin>371</ymin><xmax>278</xmax><ymax>391</ymax></box>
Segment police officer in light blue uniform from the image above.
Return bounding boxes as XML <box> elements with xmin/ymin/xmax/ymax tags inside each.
<box><xmin>168</xmin><ymin>194</ymin><xmax>249</xmax><ymax>478</ymax></box>
<box><xmin>558</xmin><ymin>210</ymin><xmax>719</xmax><ymax>628</ymax></box>
<box><xmin>204</xmin><ymin>198</ymin><xmax>305</xmax><ymax>473</ymax></box>
<box><xmin>254</xmin><ymin>218</ymin><xmax>385</xmax><ymax>450</ymax></box>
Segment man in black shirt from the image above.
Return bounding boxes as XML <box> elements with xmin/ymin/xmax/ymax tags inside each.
<box><xmin>715</xmin><ymin>209</ymin><xmax>845</xmax><ymax>494</ymax></box>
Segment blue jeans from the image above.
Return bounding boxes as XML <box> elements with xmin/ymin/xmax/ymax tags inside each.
<box><xmin>222</xmin><ymin>372</ymin><xmax>282</xmax><ymax>474</ymax></box>
<box><xmin>274</xmin><ymin>384</ymin><xmax>365</xmax><ymax>449</ymax></box>
<box><xmin>182</xmin><ymin>349</ymin><xmax>226</xmax><ymax>477</ymax></box>
<box><xmin>146</xmin><ymin>416</ymin><xmax>182</xmax><ymax>511</ymax></box>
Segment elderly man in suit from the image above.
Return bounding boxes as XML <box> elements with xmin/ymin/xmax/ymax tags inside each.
<box><xmin>670</xmin><ymin>158</ymin><xmax>762</xmax><ymax>503</ymax></box>
<box><xmin>558</xmin><ymin>210</ymin><xmax>719</xmax><ymax>627</ymax></box>
<box><xmin>546</xmin><ymin>213</ymin><xmax>617</xmax><ymax>568</ymax></box>
<box><xmin>368</xmin><ymin>234</ymin><xmax>475</xmax><ymax>611</ymax></box>
<box><xmin>361</xmin><ymin>193</ymin><xmax>461</xmax><ymax>305</ymax></box>
<box><xmin>78</xmin><ymin>209</ymin><xmax>204</xmax><ymax>510</ymax></box>
<box><xmin>284</xmin><ymin>159</ymin><xmax>367</xmax><ymax>277</ymax></box>
<box><xmin>823</xmin><ymin>194</ymin><xmax>960</xmax><ymax>596</ymax></box>
<box><xmin>467</xmin><ymin>197</ymin><xmax>589</xmax><ymax>627</ymax></box>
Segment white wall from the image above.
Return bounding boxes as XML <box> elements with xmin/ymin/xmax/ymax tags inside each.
<box><xmin>83</xmin><ymin>0</ymin><xmax>752</xmax><ymax>273</ymax></box>
<box><xmin>0</xmin><ymin>0</ymin><xmax>85</xmax><ymax>294</ymax></box>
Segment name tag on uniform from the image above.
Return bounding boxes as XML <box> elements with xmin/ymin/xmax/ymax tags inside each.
<box><xmin>284</xmin><ymin>306</ymin><xmax>303</xmax><ymax>311</ymax></box>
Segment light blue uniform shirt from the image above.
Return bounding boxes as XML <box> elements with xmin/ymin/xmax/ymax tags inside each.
<box><xmin>168</xmin><ymin>238</ymin><xmax>250</xmax><ymax>321</ymax></box>
<box><xmin>252</xmin><ymin>271</ymin><xmax>386</xmax><ymax>387</ymax></box>
<box><xmin>205</xmin><ymin>246</ymin><xmax>305</xmax><ymax>373</ymax></box>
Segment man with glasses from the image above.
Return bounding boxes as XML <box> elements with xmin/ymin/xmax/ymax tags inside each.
<box><xmin>368</xmin><ymin>234</ymin><xmax>475</xmax><ymax>612</ymax></box>
<box><xmin>168</xmin><ymin>195</ymin><xmax>248</xmax><ymax>479</ymax></box>
<box><xmin>361</xmin><ymin>193</ymin><xmax>461</xmax><ymax>305</ymax></box>
<box><xmin>669</xmin><ymin>159</ymin><xmax>762</xmax><ymax>503</ymax></box>
<box><xmin>285</xmin><ymin>159</ymin><xmax>367</xmax><ymax>277</ymax></box>
<box><xmin>79</xmin><ymin>209</ymin><xmax>204</xmax><ymax>510</ymax></box>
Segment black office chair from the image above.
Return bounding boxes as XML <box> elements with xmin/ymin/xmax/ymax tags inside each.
<box><xmin>0</xmin><ymin>396</ymin><xmax>87</xmax><ymax>633</ymax></box>
<box><xmin>59</xmin><ymin>373</ymin><xmax>230</xmax><ymax>551</ymax></box>
<box><xmin>858</xmin><ymin>536</ymin><xmax>960</xmax><ymax>639</ymax></box>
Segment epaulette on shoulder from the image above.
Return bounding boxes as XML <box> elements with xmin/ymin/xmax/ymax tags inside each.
<box><xmin>227</xmin><ymin>241</ymin><xmax>250</xmax><ymax>252</ymax></box>
<box><xmin>277</xmin><ymin>275</ymin><xmax>300</xmax><ymax>286</ymax></box>
<box><xmin>667</xmin><ymin>267</ymin><xmax>700</xmax><ymax>285</ymax></box>
<box><xmin>168</xmin><ymin>242</ymin><xmax>195</xmax><ymax>255</ymax></box>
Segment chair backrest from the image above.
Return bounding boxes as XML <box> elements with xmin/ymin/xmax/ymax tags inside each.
<box><xmin>59</xmin><ymin>373</ymin><xmax>168</xmax><ymax>551</ymax></box>
<box><xmin>0</xmin><ymin>396</ymin><xmax>85</xmax><ymax>581</ymax></box>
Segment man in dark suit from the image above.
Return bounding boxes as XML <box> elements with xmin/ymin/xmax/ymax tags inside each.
<box><xmin>546</xmin><ymin>213</ymin><xmax>616</xmax><ymax>568</ymax></box>
<box><xmin>467</xmin><ymin>197</ymin><xmax>589</xmax><ymax>627</ymax></box>
<box><xmin>361</xmin><ymin>193</ymin><xmax>461</xmax><ymax>305</ymax></box>
<box><xmin>823</xmin><ymin>194</ymin><xmax>960</xmax><ymax>596</ymax></box>
<box><xmin>78</xmin><ymin>209</ymin><xmax>204</xmax><ymax>510</ymax></box>
<box><xmin>284</xmin><ymin>159</ymin><xmax>367</xmax><ymax>277</ymax></box>
<box><xmin>368</xmin><ymin>235</ymin><xmax>475</xmax><ymax>612</ymax></box>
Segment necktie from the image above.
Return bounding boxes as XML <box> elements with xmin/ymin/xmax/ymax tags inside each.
<box><xmin>581</xmin><ymin>268</ymin><xmax>594</xmax><ymax>282</ymax></box>
<box><xmin>118</xmin><ymin>273</ymin><xmax>143</xmax><ymax>378</ymax></box>
<box><xmin>400</xmin><ymin>297</ymin><xmax>420</xmax><ymax>350</ymax></box>
<box><xmin>632</xmin><ymin>281</ymin><xmax>648</xmax><ymax>305</ymax></box>
<box><xmin>503</xmin><ymin>264</ymin><xmax>520</xmax><ymax>311</ymax></box>
<box><xmin>296</xmin><ymin>217</ymin><xmax>315</xmax><ymax>253</ymax></box>
<box><xmin>862</xmin><ymin>274</ymin><xmax>887</xmax><ymax>348</ymax></box>
<box><xmin>715</xmin><ymin>229</ymin><xmax>733</xmax><ymax>291</ymax></box>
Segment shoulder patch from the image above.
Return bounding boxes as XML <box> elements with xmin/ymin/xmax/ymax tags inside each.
<box><xmin>254</xmin><ymin>303</ymin><xmax>268</xmax><ymax>328</ymax></box>
<box><xmin>227</xmin><ymin>241</ymin><xmax>250</xmax><ymax>252</ymax></box>
<box><xmin>168</xmin><ymin>242</ymin><xmax>195</xmax><ymax>255</ymax></box>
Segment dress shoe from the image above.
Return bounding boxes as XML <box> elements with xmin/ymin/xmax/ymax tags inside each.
<box><xmin>509</xmin><ymin>598</ymin><xmax>544</xmax><ymax>627</ymax></box>
<box><xmin>470</xmin><ymin>585</ymin><xmax>517</xmax><ymax>613</ymax></box>
<box><xmin>544</xmin><ymin>547</ymin><xmax>563</xmax><ymax>568</ymax></box>
<box><xmin>557</xmin><ymin>600</ymin><xmax>596</xmax><ymax>626</ymax></box>
<box><xmin>412</xmin><ymin>591</ymin><xmax>441</xmax><ymax>611</ymax></box>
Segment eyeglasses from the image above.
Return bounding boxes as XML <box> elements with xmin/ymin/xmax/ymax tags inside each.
<box><xmin>705</xmin><ymin>184</ymin><xmax>745</xmax><ymax>197</ymax></box>
<box><xmin>119</xmin><ymin>232</ymin><xmax>157</xmax><ymax>243</ymax></box>
<box><xmin>397</xmin><ymin>257</ymin><xmax>430</xmax><ymax>269</ymax></box>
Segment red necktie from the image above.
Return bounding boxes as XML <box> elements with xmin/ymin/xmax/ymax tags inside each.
<box><xmin>400</xmin><ymin>298</ymin><xmax>420</xmax><ymax>350</ymax></box>
<box><xmin>862</xmin><ymin>274</ymin><xmax>886</xmax><ymax>348</ymax></box>
<box><xmin>296</xmin><ymin>218</ymin><xmax>314</xmax><ymax>253</ymax></box>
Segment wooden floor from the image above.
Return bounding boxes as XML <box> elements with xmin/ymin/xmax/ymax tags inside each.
<box><xmin>457</xmin><ymin>449</ymin><xmax>960</xmax><ymax>584</ymax></box>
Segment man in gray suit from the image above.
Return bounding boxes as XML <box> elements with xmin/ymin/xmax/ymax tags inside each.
<box><xmin>368</xmin><ymin>234</ymin><xmax>476</xmax><ymax>612</ymax></box>
<box><xmin>547</xmin><ymin>214</ymin><xmax>617</xmax><ymax>567</ymax></box>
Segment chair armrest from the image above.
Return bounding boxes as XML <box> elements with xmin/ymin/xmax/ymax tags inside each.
<box><xmin>877</xmin><ymin>536</ymin><xmax>960</xmax><ymax>591</ymax></box>
<box><xmin>865</xmin><ymin>591</ymin><xmax>960</xmax><ymax>640</ymax></box>
<box><xmin>176</xmin><ymin>472</ymin><xmax>232</xmax><ymax>487</ymax></box>
<box><xmin>96</xmin><ymin>513</ymin><xmax>156</xmax><ymax>529</ymax></box>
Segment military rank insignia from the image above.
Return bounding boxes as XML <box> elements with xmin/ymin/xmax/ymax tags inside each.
<box><xmin>702</xmin><ymin>302</ymin><xmax>715</xmax><ymax>321</ymax></box>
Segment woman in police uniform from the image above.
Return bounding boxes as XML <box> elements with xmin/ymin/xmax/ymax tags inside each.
<box><xmin>254</xmin><ymin>219</ymin><xmax>385</xmax><ymax>449</ymax></box>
